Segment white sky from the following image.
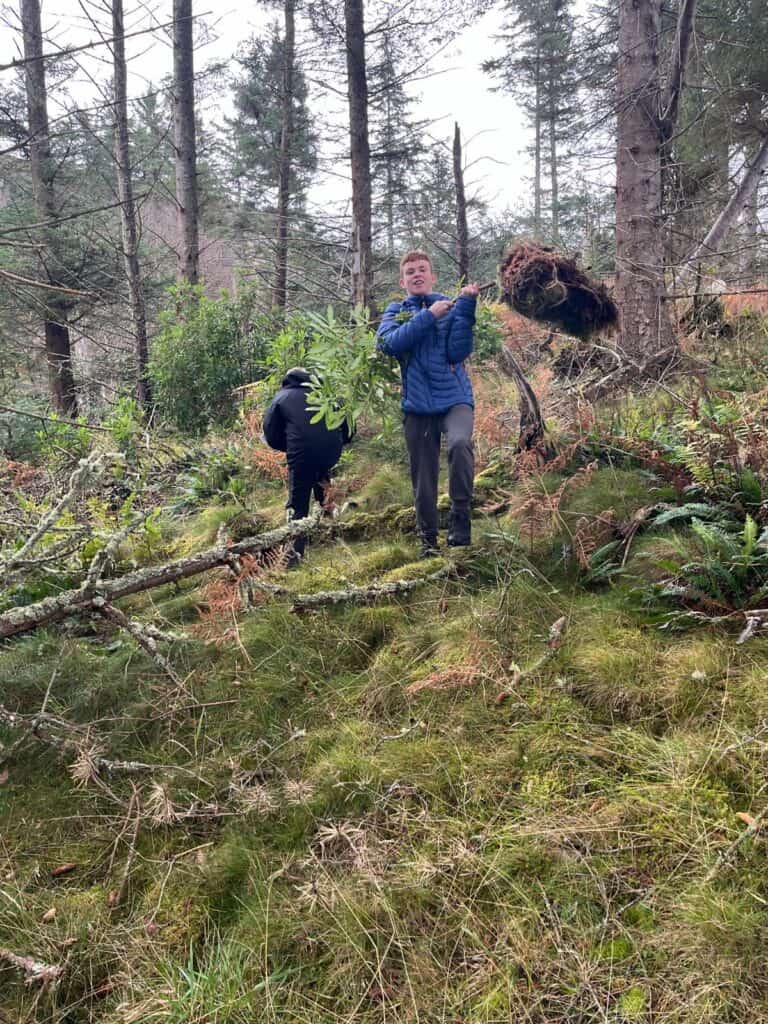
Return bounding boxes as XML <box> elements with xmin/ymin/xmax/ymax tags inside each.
<box><xmin>0</xmin><ymin>1</ymin><xmax>531</xmax><ymax>214</ymax></box>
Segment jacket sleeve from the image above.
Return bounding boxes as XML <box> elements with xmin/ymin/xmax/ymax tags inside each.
<box><xmin>262</xmin><ymin>396</ymin><xmax>287</xmax><ymax>452</ymax></box>
<box><xmin>376</xmin><ymin>301</ymin><xmax>435</xmax><ymax>357</ymax></box>
<box><xmin>446</xmin><ymin>295</ymin><xmax>476</xmax><ymax>364</ymax></box>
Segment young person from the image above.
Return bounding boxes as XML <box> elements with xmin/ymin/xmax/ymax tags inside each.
<box><xmin>263</xmin><ymin>367</ymin><xmax>352</xmax><ymax>565</ymax></box>
<box><xmin>377</xmin><ymin>251</ymin><xmax>479</xmax><ymax>557</ymax></box>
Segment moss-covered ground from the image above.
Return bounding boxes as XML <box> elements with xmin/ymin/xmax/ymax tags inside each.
<box><xmin>3</xmin><ymin>402</ymin><xmax>768</xmax><ymax>1023</ymax></box>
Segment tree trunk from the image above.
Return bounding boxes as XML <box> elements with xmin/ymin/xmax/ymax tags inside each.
<box><xmin>548</xmin><ymin>91</ymin><xmax>559</xmax><ymax>243</ymax></box>
<box><xmin>614</xmin><ymin>0</ymin><xmax>675</xmax><ymax>363</ymax></box>
<box><xmin>344</xmin><ymin>0</ymin><xmax>374</xmax><ymax>310</ymax></box>
<box><xmin>533</xmin><ymin>44</ymin><xmax>542</xmax><ymax>238</ymax></box>
<box><xmin>172</xmin><ymin>0</ymin><xmax>199</xmax><ymax>285</ymax></box>
<box><xmin>273</xmin><ymin>0</ymin><xmax>296</xmax><ymax>309</ymax></box>
<box><xmin>680</xmin><ymin>132</ymin><xmax>768</xmax><ymax>281</ymax></box>
<box><xmin>660</xmin><ymin>0</ymin><xmax>698</xmax><ymax>142</ymax></box>
<box><xmin>112</xmin><ymin>0</ymin><xmax>151</xmax><ymax>406</ymax></box>
<box><xmin>741</xmin><ymin>148</ymin><xmax>760</xmax><ymax>276</ymax></box>
<box><xmin>385</xmin><ymin>82</ymin><xmax>395</xmax><ymax>259</ymax></box>
<box><xmin>453</xmin><ymin>122</ymin><xmax>469</xmax><ymax>282</ymax></box>
<box><xmin>498</xmin><ymin>346</ymin><xmax>553</xmax><ymax>457</ymax></box>
<box><xmin>20</xmin><ymin>0</ymin><xmax>78</xmax><ymax>416</ymax></box>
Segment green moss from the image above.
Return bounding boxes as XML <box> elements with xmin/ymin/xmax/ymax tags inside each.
<box><xmin>619</xmin><ymin>986</ymin><xmax>648</xmax><ymax>1019</ymax></box>
<box><xmin>356</xmin><ymin>464</ymin><xmax>413</xmax><ymax>511</ymax></box>
<box><xmin>594</xmin><ymin>936</ymin><xmax>634</xmax><ymax>962</ymax></box>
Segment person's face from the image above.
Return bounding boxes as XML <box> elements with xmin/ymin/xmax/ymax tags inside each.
<box><xmin>400</xmin><ymin>259</ymin><xmax>437</xmax><ymax>296</ymax></box>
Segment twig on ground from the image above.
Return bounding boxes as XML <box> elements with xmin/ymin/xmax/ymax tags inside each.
<box><xmin>373</xmin><ymin>719</ymin><xmax>424</xmax><ymax>752</ymax></box>
<box><xmin>0</xmin><ymin>947</ymin><xmax>63</xmax><ymax>987</ymax></box>
<box><xmin>737</xmin><ymin>615</ymin><xmax>763</xmax><ymax>645</ymax></box>
<box><xmin>704</xmin><ymin>807</ymin><xmax>768</xmax><ymax>883</ymax></box>
<box><xmin>113</xmin><ymin>786</ymin><xmax>141</xmax><ymax>907</ymax></box>
<box><xmin>496</xmin><ymin>616</ymin><xmax>567</xmax><ymax>704</ymax></box>
<box><xmin>0</xmin><ymin>704</ymin><xmax>207</xmax><ymax>782</ymax></box>
<box><xmin>84</xmin><ymin>512</ymin><xmax>152</xmax><ymax>588</ymax></box>
<box><xmin>98</xmin><ymin>601</ymin><xmax>183</xmax><ymax>687</ymax></box>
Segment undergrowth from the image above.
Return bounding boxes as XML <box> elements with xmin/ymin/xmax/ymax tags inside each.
<box><xmin>4</xmin><ymin>355</ymin><xmax>768</xmax><ymax>1022</ymax></box>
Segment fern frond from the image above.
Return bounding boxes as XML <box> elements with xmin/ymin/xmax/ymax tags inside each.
<box><xmin>652</xmin><ymin>503</ymin><xmax>734</xmax><ymax>528</ymax></box>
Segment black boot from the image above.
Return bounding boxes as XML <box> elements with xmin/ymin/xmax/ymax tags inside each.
<box><xmin>419</xmin><ymin>536</ymin><xmax>440</xmax><ymax>559</ymax></box>
<box><xmin>447</xmin><ymin>508</ymin><xmax>471</xmax><ymax>547</ymax></box>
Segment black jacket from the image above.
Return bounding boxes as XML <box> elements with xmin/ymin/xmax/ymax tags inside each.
<box><xmin>262</xmin><ymin>368</ymin><xmax>352</xmax><ymax>471</ymax></box>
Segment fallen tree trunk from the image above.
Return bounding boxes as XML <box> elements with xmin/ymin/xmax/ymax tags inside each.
<box><xmin>0</xmin><ymin>515</ymin><xmax>320</xmax><ymax>640</ymax></box>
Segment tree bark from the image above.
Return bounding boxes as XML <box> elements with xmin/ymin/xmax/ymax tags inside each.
<box><xmin>680</xmin><ymin>133</ymin><xmax>768</xmax><ymax>281</ymax></box>
<box><xmin>20</xmin><ymin>0</ymin><xmax>78</xmax><ymax>416</ymax></box>
<box><xmin>273</xmin><ymin>0</ymin><xmax>296</xmax><ymax>310</ymax></box>
<box><xmin>112</xmin><ymin>0</ymin><xmax>151</xmax><ymax>406</ymax></box>
<box><xmin>614</xmin><ymin>0</ymin><xmax>675</xmax><ymax>363</ymax></box>
<box><xmin>453</xmin><ymin>122</ymin><xmax>469</xmax><ymax>282</ymax></box>
<box><xmin>172</xmin><ymin>0</ymin><xmax>199</xmax><ymax>285</ymax></box>
<box><xmin>344</xmin><ymin>0</ymin><xmax>374</xmax><ymax>310</ymax></box>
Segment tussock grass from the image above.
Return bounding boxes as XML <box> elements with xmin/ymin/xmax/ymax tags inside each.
<box><xmin>5</xmin><ymin>424</ymin><xmax>768</xmax><ymax>1024</ymax></box>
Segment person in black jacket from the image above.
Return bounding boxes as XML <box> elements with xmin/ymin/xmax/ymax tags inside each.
<box><xmin>262</xmin><ymin>367</ymin><xmax>352</xmax><ymax>565</ymax></box>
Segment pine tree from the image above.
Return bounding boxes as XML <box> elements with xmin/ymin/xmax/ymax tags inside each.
<box><xmin>228</xmin><ymin>19</ymin><xmax>317</xmax><ymax>307</ymax></box>
<box><xmin>367</xmin><ymin>27</ymin><xmax>427</xmax><ymax>268</ymax></box>
<box><xmin>484</xmin><ymin>0</ymin><xmax>580</xmax><ymax>243</ymax></box>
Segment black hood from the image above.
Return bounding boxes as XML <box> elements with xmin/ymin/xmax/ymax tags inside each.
<box><xmin>281</xmin><ymin>367</ymin><xmax>312</xmax><ymax>388</ymax></box>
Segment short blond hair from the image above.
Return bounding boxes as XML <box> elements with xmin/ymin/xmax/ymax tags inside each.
<box><xmin>399</xmin><ymin>249</ymin><xmax>432</xmax><ymax>272</ymax></box>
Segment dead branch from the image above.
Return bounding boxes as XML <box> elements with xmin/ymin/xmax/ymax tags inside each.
<box><xmin>0</xmin><ymin>704</ymin><xmax>207</xmax><ymax>781</ymax></box>
<box><xmin>1</xmin><ymin>450</ymin><xmax>122</xmax><ymax>576</ymax></box>
<box><xmin>660</xmin><ymin>0</ymin><xmax>698</xmax><ymax>140</ymax></box>
<box><xmin>704</xmin><ymin>807</ymin><xmax>768</xmax><ymax>883</ymax></box>
<box><xmin>0</xmin><ymin>512</ymin><xmax>323</xmax><ymax>640</ymax></box>
<box><xmin>84</xmin><ymin>512</ymin><xmax>151</xmax><ymax>588</ymax></box>
<box><xmin>737</xmin><ymin>616</ymin><xmax>764</xmax><ymax>645</ymax></box>
<box><xmin>498</xmin><ymin>345</ymin><xmax>555</xmax><ymax>457</ymax></box>
<box><xmin>113</xmin><ymin>787</ymin><xmax>141</xmax><ymax>907</ymax></box>
<box><xmin>680</xmin><ymin>133</ymin><xmax>768</xmax><ymax>283</ymax></box>
<box><xmin>291</xmin><ymin>564</ymin><xmax>455</xmax><ymax>611</ymax></box>
<box><xmin>99</xmin><ymin>601</ymin><xmax>183</xmax><ymax>686</ymax></box>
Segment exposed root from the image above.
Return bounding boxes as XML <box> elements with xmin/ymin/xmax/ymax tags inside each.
<box><xmin>500</xmin><ymin>242</ymin><xmax>618</xmax><ymax>340</ymax></box>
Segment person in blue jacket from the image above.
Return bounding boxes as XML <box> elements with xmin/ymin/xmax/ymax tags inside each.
<box><xmin>377</xmin><ymin>249</ymin><xmax>479</xmax><ymax>557</ymax></box>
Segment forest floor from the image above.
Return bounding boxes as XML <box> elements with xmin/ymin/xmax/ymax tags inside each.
<box><xmin>3</xmin><ymin>367</ymin><xmax>768</xmax><ymax>1023</ymax></box>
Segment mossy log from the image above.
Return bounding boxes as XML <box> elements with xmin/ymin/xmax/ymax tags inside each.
<box><xmin>0</xmin><ymin>515</ymin><xmax>321</xmax><ymax>640</ymax></box>
<box><xmin>291</xmin><ymin>564</ymin><xmax>454</xmax><ymax>610</ymax></box>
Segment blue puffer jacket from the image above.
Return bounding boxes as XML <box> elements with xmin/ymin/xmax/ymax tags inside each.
<box><xmin>376</xmin><ymin>292</ymin><xmax>475</xmax><ymax>415</ymax></box>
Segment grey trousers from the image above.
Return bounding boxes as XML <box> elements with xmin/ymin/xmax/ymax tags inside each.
<box><xmin>404</xmin><ymin>404</ymin><xmax>474</xmax><ymax>544</ymax></box>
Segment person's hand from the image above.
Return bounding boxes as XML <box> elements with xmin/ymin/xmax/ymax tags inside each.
<box><xmin>460</xmin><ymin>282</ymin><xmax>480</xmax><ymax>298</ymax></box>
<box><xmin>429</xmin><ymin>299</ymin><xmax>453</xmax><ymax>319</ymax></box>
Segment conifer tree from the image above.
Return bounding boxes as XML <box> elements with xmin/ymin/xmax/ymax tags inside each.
<box><xmin>484</xmin><ymin>0</ymin><xmax>579</xmax><ymax>243</ymax></box>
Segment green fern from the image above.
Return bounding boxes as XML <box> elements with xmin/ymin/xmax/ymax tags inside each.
<box><xmin>651</xmin><ymin>503</ymin><xmax>736</xmax><ymax>529</ymax></box>
<box><xmin>646</xmin><ymin>513</ymin><xmax>768</xmax><ymax>620</ymax></box>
